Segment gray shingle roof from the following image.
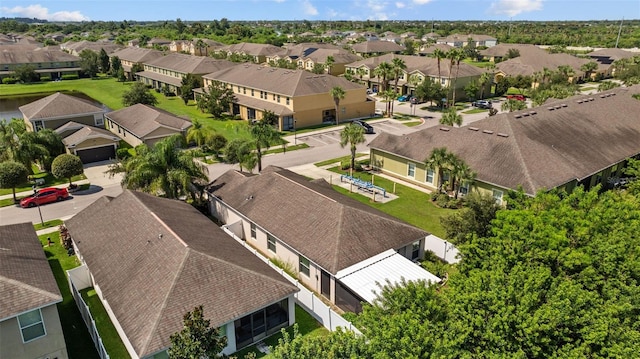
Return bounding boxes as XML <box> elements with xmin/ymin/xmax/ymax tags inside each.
<box><xmin>105</xmin><ymin>104</ymin><xmax>191</xmax><ymax>138</ymax></box>
<box><xmin>347</xmin><ymin>53</ymin><xmax>483</xmax><ymax>78</ymax></box>
<box><xmin>110</xmin><ymin>47</ymin><xmax>164</xmax><ymax>64</ymax></box>
<box><xmin>19</xmin><ymin>92</ymin><xmax>104</xmax><ymax>120</ymax></box>
<box><xmin>219</xmin><ymin>42</ymin><xmax>283</xmax><ymax>56</ymax></box>
<box><xmin>56</xmin><ymin>122</ymin><xmax>120</xmax><ymax>147</ymax></box>
<box><xmin>0</xmin><ymin>46</ymin><xmax>77</xmax><ymax>65</ymax></box>
<box><xmin>65</xmin><ymin>190</ymin><xmax>298</xmax><ymax>357</ymax></box>
<box><xmin>495</xmin><ymin>46</ymin><xmax>591</xmax><ymax>77</ymax></box>
<box><xmin>204</xmin><ymin>64</ymin><xmax>365</xmax><ymax>96</ymax></box>
<box><xmin>207</xmin><ymin>167</ymin><xmax>429</xmax><ymax>273</ymax></box>
<box><xmin>0</xmin><ymin>223</ymin><xmax>62</xmax><ymax>321</ymax></box>
<box><xmin>369</xmin><ymin>86</ymin><xmax>640</xmax><ymax>195</ymax></box>
<box><xmin>351</xmin><ymin>41</ymin><xmax>405</xmax><ymax>54</ymax></box>
<box><xmin>145</xmin><ymin>53</ymin><xmax>235</xmax><ymax>74</ymax></box>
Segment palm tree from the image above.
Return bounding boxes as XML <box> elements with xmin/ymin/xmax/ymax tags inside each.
<box><xmin>108</xmin><ymin>134</ymin><xmax>208</xmax><ymax>200</ymax></box>
<box><xmin>329</xmin><ymin>86</ymin><xmax>346</xmax><ymax>125</ymax></box>
<box><xmin>195</xmin><ymin>38</ymin><xmax>207</xmax><ymax>56</ymax></box>
<box><xmin>186</xmin><ymin>119</ymin><xmax>211</xmax><ymax>147</ymax></box>
<box><xmin>374</xmin><ymin>62</ymin><xmax>393</xmax><ymax>114</ymax></box>
<box><xmin>450</xmin><ymin>156</ymin><xmax>476</xmax><ymax>199</ymax></box>
<box><xmin>425</xmin><ymin>147</ymin><xmax>452</xmax><ymax>191</ymax></box>
<box><xmin>501</xmin><ymin>99</ymin><xmax>527</xmax><ymax>112</ymax></box>
<box><xmin>580</xmin><ymin>61</ymin><xmax>598</xmax><ymax>81</ymax></box>
<box><xmin>325</xmin><ymin>55</ymin><xmax>335</xmax><ymax>74</ymax></box>
<box><xmin>432</xmin><ymin>48</ymin><xmax>446</xmax><ymax>82</ymax></box>
<box><xmin>390</xmin><ymin>57</ymin><xmax>407</xmax><ymax>116</ymax></box>
<box><xmin>356</xmin><ymin>67</ymin><xmax>367</xmax><ymax>85</ymax></box>
<box><xmin>250</xmin><ymin>121</ymin><xmax>281</xmax><ymax>172</ymax></box>
<box><xmin>339</xmin><ymin>123</ymin><xmax>365</xmax><ymax>171</ymax></box>
<box><xmin>34</xmin><ymin>129</ymin><xmax>65</xmax><ymax>171</ymax></box>
<box><xmin>14</xmin><ymin>131</ymin><xmax>48</xmax><ymax>174</ymax></box>
<box><xmin>478</xmin><ymin>72</ymin><xmax>491</xmax><ymax>99</ymax></box>
<box><xmin>451</xmin><ymin>49</ymin><xmax>466</xmax><ymax>105</ymax></box>
<box><xmin>440</xmin><ymin>108</ymin><xmax>463</xmax><ymax>127</ymax></box>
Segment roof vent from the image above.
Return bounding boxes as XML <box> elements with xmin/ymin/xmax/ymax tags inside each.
<box><xmin>469</xmin><ymin>127</ymin><xmax>479</xmax><ymax>131</ymax></box>
<box><xmin>439</xmin><ymin>127</ymin><xmax>450</xmax><ymax>132</ymax></box>
<box><xmin>548</xmin><ymin>107</ymin><xmax>555</xmax><ymax>111</ymax></box>
<box><xmin>577</xmin><ymin>100</ymin><xmax>583</xmax><ymax>104</ymax></box>
<box><xmin>600</xmin><ymin>94</ymin><xmax>606</xmax><ymax>98</ymax></box>
<box><xmin>529</xmin><ymin>111</ymin><xmax>537</xmax><ymax>115</ymax></box>
<box><xmin>561</xmin><ymin>104</ymin><xmax>568</xmax><ymax>107</ymax></box>
<box><xmin>514</xmin><ymin>114</ymin><xmax>522</xmax><ymax>118</ymax></box>
<box><xmin>588</xmin><ymin>97</ymin><xmax>594</xmax><ymax>101</ymax></box>
<box><xmin>522</xmin><ymin>112</ymin><xmax>530</xmax><ymax>117</ymax></box>
<box><xmin>482</xmin><ymin>130</ymin><xmax>494</xmax><ymax>134</ymax></box>
<box><xmin>554</xmin><ymin>105</ymin><xmax>561</xmax><ymax>109</ymax></box>
<box><xmin>497</xmin><ymin>133</ymin><xmax>509</xmax><ymax>138</ymax></box>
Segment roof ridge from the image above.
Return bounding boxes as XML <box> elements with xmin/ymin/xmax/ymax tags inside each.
<box><xmin>0</xmin><ymin>274</ymin><xmax>61</xmax><ymax>302</ymax></box>
<box><xmin>501</xmin><ymin>116</ymin><xmax>537</xmax><ymax>191</ymax></box>
<box><xmin>331</xmin><ymin>205</ymin><xmax>346</xmax><ymax>271</ymax></box>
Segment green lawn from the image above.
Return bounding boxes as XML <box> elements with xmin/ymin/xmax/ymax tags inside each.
<box><xmin>234</xmin><ymin>305</ymin><xmax>328</xmax><ymax>358</ymax></box>
<box><xmin>38</xmin><ymin>232</ymin><xmax>100</xmax><ymax>359</ymax></box>
<box><xmin>403</xmin><ymin>121</ymin><xmax>423</xmax><ymax>127</ymax></box>
<box><xmin>33</xmin><ymin>219</ymin><xmax>63</xmax><ymax>231</ymax></box>
<box><xmin>80</xmin><ymin>288</ymin><xmax>131</xmax><ymax>359</ymax></box>
<box><xmin>314</xmin><ymin>153</ymin><xmax>368</xmax><ymax>167</ymax></box>
<box><xmin>329</xmin><ymin>168</ymin><xmax>453</xmax><ymax>237</ymax></box>
<box><xmin>462</xmin><ymin>59</ymin><xmax>494</xmax><ymax>68</ymax></box>
<box><xmin>0</xmin><ymin>170</ymin><xmax>87</xmax><ymax>196</ymax></box>
<box><xmin>263</xmin><ymin>143</ymin><xmax>310</xmax><ymax>155</ymax></box>
<box><xmin>0</xmin><ymin>77</ymin><xmax>252</xmax><ymax>141</ymax></box>
<box><xmin>462</xmin><ymin>108</ymin><xmax>488</xmax><ymax>114</ymax></box>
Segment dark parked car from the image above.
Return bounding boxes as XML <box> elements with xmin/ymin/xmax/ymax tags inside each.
<box><xmin>20</xmin><ymin>187</ymin><xmax>69</xmax><ymax>208</ymax></box>
<box><xmin>472</xmin><ymin>100</ymin><xmax>492</xmax><ymax>109</ymax></box>
<box><xmin>352</xmin><ymin>120</ymin><xmax>375</xmax><ymax>134</ymax></box>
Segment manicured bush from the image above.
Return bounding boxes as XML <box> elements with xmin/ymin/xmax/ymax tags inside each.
<box><xmin>116</xmin><ymin>148</ymin><xmax>132</xmax><ymax>160</ymax></box>
<box><xmin>40</xmin><ymin>76</ymin><xmax>52</xmax><ymax>82</ymax></box>
<box><xmin>61</xmin><ymin>74</ymin><xmax>79</xmax><ymax>80</ymax></box>
<box><xmin>51</xmin><ymin>154</ymin><xmax>83</xmax><ymax>185</ymax></box>
<box><xmin>2</xmin><ymin>77</ymin><xmax>17</xmax><ymax>84</ymax></box>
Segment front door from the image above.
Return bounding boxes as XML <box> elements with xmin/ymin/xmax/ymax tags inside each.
<box><xmin>321</xmin><ymin>270</ymin><xmax>331</xmax><ymax>299</ymax></box>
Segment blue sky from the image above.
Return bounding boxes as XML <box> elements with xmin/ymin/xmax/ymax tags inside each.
<box><xmin>1</xmin><ymin>0</ymin><xmax>638</xmax><ymax>22</ymax></box>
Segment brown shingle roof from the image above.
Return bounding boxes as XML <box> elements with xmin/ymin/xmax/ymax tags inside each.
<box><xmin>0</xmin><ymin>223</ymin><xmax>62</xmax><ymax>320</ymax></box>
<box><xmin>65</xmin><ymin>190</ymin><xmax>297</xmax><ymax>357</ymax></box>
<box><xmin>347</xmin><ymin>53</ymin><xmax>483</xmax><ymax>78</ymax></box>
<box><xmin>220</xmin><ymin>42</ymin><xmax>282</xmax><ymax>56</ymax></box>
<box><xmin>56</xmin><ymin>122</ymin><xmax>120</xmax><ymax>147</ymax></box>
<box><xmin>105</xmin><ymin>104</ymin><xmax>191</xmax><ymax>138</ymax></box>
<box><xmin>495</xmin><ymin>47</ymin><xmax>591</xmax><ymax>77</ymax></box>
<box><xmin>145</xmin><ymin>53</ymin><xmax>235</xmax><ymax>74</ymax></box>
<box><xmin>0</xmin><ymin>46</ymin><xmax>78</xmax><ymax>65</ymax></box>
<box><xmin>207</xmin><ymin>167</ymin><xmax>429</xmax><ymax>273</ymax></box>
<box><xmin>351</xmin><ymin>40</ymin><xmax>405</xmax><ymax>54</ymax></box>
<box><xmin>19</xmin><ymin>92</ymin><xmax>104</xmax><ymax>120</ymax></box>
<box><xmin>370</xmin><ymin>86</ymin><xmax>640</xmax><ymax>195</ymax></box>
<box><xmin>204</xmin><ymin>64</ymin><xmax>365</xmax><ymax>97</ymax></box>
<box><xmin>110</xmin><ymin>47</ymin><xmax>164</xmax><ymax>64</ymax></box>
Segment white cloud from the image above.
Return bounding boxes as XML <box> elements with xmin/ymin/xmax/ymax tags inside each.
<box><xmin>412</xmin><ymin>0</ymin><xmax>434</xmax><ymax>4</ymax></box>
<box><xmin>396</xmin><ymin>2</ymin><xmax>406</xmax><ymax>9</ymax></box>
<box><xmin>489</xmin><ymin>0</ymin><xmax>543</xmax><ymax>17</ymax></box>
<box><xmin>301</xmin><ymin>0</ymin><xmax>318</xmax><ymax>16</ymax></box>
<box><xmin>0</xmin><ymin>4</ymin><xmax>89</xmax><ymax>21</ymax></box>
<box><xmin>273</xmin><ymin>0</ymin><xmax>286</xmax><ymax>3</ymax></box>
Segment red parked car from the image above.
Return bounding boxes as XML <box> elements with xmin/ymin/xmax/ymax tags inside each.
<box><xmin>20</xmin><ymin>187</ymin><xmax>69</xmax><ymax>208</ymax></box>
<box><xmin>506</xmin><ymin>94</ymin><xmax>526</xmax><ymax>101</ymax></box>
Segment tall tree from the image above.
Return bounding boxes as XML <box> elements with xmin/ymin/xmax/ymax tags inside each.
<box><xmin>250</xmin><ymin>120</ymin><xmax>281</xmax><ymax>172</ymax></box>
<box><xmin>339</xmin><ymin>123</ymin><xmax>365</xmax><ymax>171</ymax></box>
<box><xmin>329</xmin><ymin>86</ymin><xmax>346</xmax><ymax>125</ymax></box>
<box><xmin>439</xmin><ymin>108</ymin><xmax>463</xmax><ymax>127</ymax></box>
<box><xmin>432</xmin><ymin>48</ymin><xmax>446</xmax><ymax>81</ymax></box>
<box><xmin>79</xmin><ymin>49</ymin><xmax>99</xmax><ymax>78</ymax></box>
<box><xmin>180</xmin><ymin>73</ymin><xmax>201</xmax><ymax>105</ymax></box>
<box><xmin>168</xmin><ymin>305</ymin><xmax>226</xmax><ymax>359</ymax></box>
<box><xmin>478</xmin><ymin>72</ymin><xmax>491</xmax><ymax>99</ymax></box>
<box><xmin>186</xmin><ymin>119</ymin><xmax>211</xmax><ymax>147</ymax></box>
<box><xmin>122</xmin><ymin>82</ymin><xmax>158</xmax><ymax>106</ymax></box>
<box><xmin>98</xmin><ymin>48</ymin><xmax>110</xmax><ymax>74</ymax></box>
<box><xmin>197</xmin><ymin>81</ymin><xmax>235</xmax><ymax>117</ymax></box>
<box><xmin>0</xmin><ymin>161</ymin><xmax>29</xmax><ymax>203</ymax></box>
<box><xmin>580</xmin><ymin>61</ymin><xmax>598</xmax><ymax>80</ymax></box>
<box><xmin>441</xmin><ymin>191</ymin><xmax>499</xmax><ymax>244</ymax></box>
<box><xmin>110</xmin><ymin>56</ymin><xmax>123</xmax><ymax>78</ymax></box>
<box><xmin>425</xmin><ymin>147</ymin><xmax>452</xmax><ymax>191</ymax></box>
<box><xmin>501</xmin><ymin>98</ymin><xmax>527</xmax><ymax>112</ymax></box>
<box><xmin>325</xmin><ymin>55</ymin><xmax>335</xmax><ymax>74</ymax></box>
<box><xmin>390</xmin><ymin>57</ymin><xmax>407</xmax><ymax>116</ymax></box>
<box><xmin>224</xmin><ymin>137</ymin><xmax>256</xmax><ymax>172</ymax></box>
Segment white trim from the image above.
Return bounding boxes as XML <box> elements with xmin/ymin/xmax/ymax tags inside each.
<box><xmin>0</xmin><ymin>300</ymin><xmax>62</xmax><ymax>323</ymax></box>
<box><xmin>17</xmin><ymin>308</ymin><xmax>46</xmax><ymax>343</ymax></box>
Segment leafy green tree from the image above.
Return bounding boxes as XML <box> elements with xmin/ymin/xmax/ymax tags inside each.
<box><xmin>311</xmin><ymin>63</ymin><xmax>325</xmax><ymax>74</ymax></box>
<box><xmin>339</xmin><ymin>123</ymin><xmax>365</xmax><ymax>171</ymax></box>
<box><xmin>186</xmin><ymin>119</ymin><xmax>211</xmax><ymax>147</ymax></box>
<box><xmin>51</xmin><ymin>154</ymin><xmax>83</xmax><ymax>186</ymax></box>
<box><xmin>110</xmin><ymin>55</ymin><xmax>122</xmax><ymax>77</ymax></box>
<box><xmin>205</xmin><ymin>133</ymin><xmax>227</xmax><ymax>157</ymax></box>
<box><xmin>261</xmin><ymin>110</ymin><xmax>279</xmax><ymax>127</ymax></box>
<box><xmin>0</xmin><ymin>161</ymin><xmax>29</xmax><ymax>202</ymax></box>
<box><xmin>34</xmin><ymin>129</ymin><xmax>65</xmax><ymax>171</ymax></box>
<box><xmin>580</xmin><ymin>61</ymin><xmax>598</xmax><ymax>80</ymax></box>
<box><xmin>463</xmin><ymin>80</ymin><xmax>479</xmax><ymax>101</ymax></box>
<box><xmin>98</xmin><ymin>48</ymin><xmax>110</xmax><ymax>74</ymax></box>
<box><xmin>168</xmin><ymin>305</ymin><xmax>226</xmax><ymax>359</ymax></box>
<box><xmin>122</xmin><ymin>82</ymin><xmax>158</xmax><ymax>106</ymax></box>
<box><xmin>270</xmin><ymin>325</ymin><xmax>367</xmax><ymax>359</ymax></box>
<box><xmin>329</xmin><ymin>86</ymin><xmax>346</xmax><ymax>125</ymax></box>
<box><xmin>12</xmin><ymin>64</ymin><xmax>39</xmax><ymax>83</ymax></box>
<box><xmin>501</xmin><ymin>98</ymin><xmax>528</xmax><ymax>112</ymax></box>
<box><xmin>598</xmin><ymin>80</ymin><xmax>618</xmax><ymax>91</ymax></box>
<box><xmin>439</xmin><ymin>108</ymin><xmax>463</xmax><ymax>127</ymax></box>
<box><xmin>494</xmin><ymin>76</ymin><xmax>512</xmax><ymax>96</ymax></box>
<box><xmin>441</xmin><ymin>192</ymin><xmax>499</xmax><ymax>244</ymax></box>
<box><xmin>250</xmin><ymin>120</ymin><xmax>281</xmax><ymax>172</ymax></box>
<box><xmin>224</xmin><ymin>138</ymin><xmax>256</xmax><ymax>172</ymax></box>
<box><xmin>506</xmin><ymin>48</ymin><xmax>521</xmax><ymax>59</ymax></box>
<box><xmin>180</xmin><ymin>73</ymin><xmax>201</xmax><ymax>105</ymax></box>
<box><xmin>324</xmin><ymin>55</ymin><xmax>335</xmax><ymax>74</ymax></box>
<box><xmin>478</xmin><ymin>72</ymin><xmax>491</xmax><ymax>99</ymax></box>
<box><xmin>130</xmin><ymin>62</ymin><xmax>144</xmax><ymax>76</ymax></box>
<box><xmin>107</xmin><ymin>134</ymin><xmax>208</xmax><ymax>200</ymax></box>
<box><xmin>79</xmin><ymin>49</ymin><xmax>99</xmax><ymax>78</ymax></box>
<box><xmin>197</xmin><ymin>81</ymin><xmax>236</xmax><ymax>117</ymax></box>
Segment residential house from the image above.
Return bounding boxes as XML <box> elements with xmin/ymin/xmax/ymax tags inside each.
<box><xmin>437</xmin><ymin>33</ymin><xmax>497</xmax><ymax>48</ymax></box>
<box><xmin>479</xmin><ymin>43</ymin><xmax>541</xmax><ymax>63</ymax></box>
<box><xmin>0</xmin><ymin>46</ymin><xmax>80</xmax><ymax>80</ymax></box>
<box><xmin>201</xmin><ymin>64</ymin><xmax>374</xmax><ymax>131</ymax></box>
<box><xmin>60</xmin><ymin>40</ymin><xmax>122</xmax><ymax>56</ymax></box>
<box><xmin>105</xmin><ymin>104</ymin><xmax>192</xmax><ymax>147</ymax></box>
<box><xmin>0</xmin><ymin>223</ymin><xmax>68</xmax><ymax>359</ymax></box>
<box><xmin>136</xmin><ymin>53</ymin><xmax>235</xmax><ymax>94</ymax></box>
<box><xmin>351</xmin><ymin>40</ymin><xmax>404</xmax><ymax>57</ymax></box>
<box><xmin>65</xmin><ymin>190</ymin><xmax>298</xmax><ymax>357</ymax></box>
<box><xmin>110</xmin><ymin>47</ymin><xmax>164</xmax><ymax>80</ymax></box>
<box><xmin>418</xmin><ymin>43</ymin><xmax>454</xmax><ymax>57</ymax></box>
<box><xmin>147</xmin><ymin>38</ymin><xmax>172</xmax><ymax>48</ymax></box>
<box><xmin>188</xmin><ymin>38</ymin><xmax>225</xmax><ymax>56</ymax></box>
<box><xmin>345</xmin><ymin>53</ymin><xmax>486</xmax><ymax>100</ymax></box>
<box><xmin>267</xmin><ymin>43</ymin><xmax>360</xmax><ymax>75</ymax></box>
<box><xmin>169</xmin><ymin>39</ymin><xmax>189</xmax><ymax>53</ymax></box>
<box><xmin>207</xmin><ymin>166</ymin><xmax>438</xmax><ymax>313</ymax></box>
<box><xmin>368</xmin><ymin>86</ymin><xmax>640</xmax><ymax>203</ymax></box>
<box><xmin>19</xmin><ymin>92</ymin><xmax>105</xmax><ymax>132</ymax></box>
<box><xmin>54</xmin><ymin>121</ymin><xmax>120</xmax><ymax>163</ymax></box>
<box><xmin>421</xmin><ymin>32</ymin><xmax>441</xmax><ymax>42</ymax></box>
<box><xmin>216</xmin><ymin>42</ymin><xmax>282</xmax><ymax>64</ymax></box>
<box><xmin>587</xmin><ymin>48</ymin><xmax>637</xmax><ymax>77</ymax></box>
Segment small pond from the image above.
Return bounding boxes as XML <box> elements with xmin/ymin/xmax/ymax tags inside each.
<box><xmin>0</xmin><ymin>92</ymin><xmax>110</xmax><ymax>123</ymax></box>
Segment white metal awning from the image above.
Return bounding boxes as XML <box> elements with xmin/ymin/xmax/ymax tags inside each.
<box><xmin>335</xmin><ymin>249</ymin><xmax>440</xmax><ymax>304</ymax></box>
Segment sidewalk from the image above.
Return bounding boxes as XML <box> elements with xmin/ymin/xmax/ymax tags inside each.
<box><xmin>0</xmin><ymin>179</ymin><xmax>91</xmax><ymax>202</ymax></box>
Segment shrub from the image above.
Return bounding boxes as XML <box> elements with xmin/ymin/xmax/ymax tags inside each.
<box><xmin>116</xmin><ymin>148</ymin><xmax>132</xmax><ymax>160</ymax></box>
<box><xmin>430</xmin><ymin>191</ymin><xmax>440</xmax><ymax>201</ymax></box>
<box><xmin>40</xmin><ymin>76</ymin><xmax>52</xmax><ymax>82</ymax></box>
<box><xmin>51</xmin><ymin>154</ymin><xmax>83</xmax><ymax>185</ymax></box>
<box><xmin>2</xmin><ymin>77</ymin><xmax>17</xmax><ymax>84</ymax></box>
<box><xmin>436</xmin><ymin>193</ymin><xmax>450</xmax><ymax>208</ymax></box>
<box><xmin>61</xmin><ymin>74</ymin><xmax>79</xmax><ymax>80</ymax></box>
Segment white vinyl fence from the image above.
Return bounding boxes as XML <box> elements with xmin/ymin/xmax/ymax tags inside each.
<box><xmin>67</xmin><ymin>266</ymin><xmax>110</xmax><ymax>359</ymax></box>
<box><xmin>424</xmin><ymin>234</ymin><xmax>460</xmax><ymax>264</ymax></box>
<box><xmin>222</xmin><ymin>225</ymin><xmax>360</xmax><ymax>334</ymax></box>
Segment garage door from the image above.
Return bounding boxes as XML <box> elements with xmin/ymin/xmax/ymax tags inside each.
<box><xmin>76</xmin><ymin>146</ymin><xmax>115</xmax><ymax>164</ymax></box>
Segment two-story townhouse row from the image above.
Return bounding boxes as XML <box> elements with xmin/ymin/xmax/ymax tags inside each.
<box><xmin>207</xmin><ymin>166</ymin><xmax>440</xmax><ymax>313</ymax></box>
<box><xmin>345</xmin><ymin>53</ymin><xmax>487</xmax><ymax>101</ymax></box>
<box><xmin>437</xmin><ymin>33</ymin><xmax>497</xmax><ymax>48</ymax></box>
<box><xmin>267</xmin><ymin>43</ymin><xmax>361</xmax><ymax>76</ymax></box>
<box><xmin>215</xmin><ymin>42</ymin><xmax>282</xmax><ymax>64</ymax></box>
<box><xmin>110</xmin><ymin>47</ymin><xmax>164</xmax><ymax>80</ymax></box>
<box><xmin>0</xmin><ymin>45</ymin><xmax>81</xmax><ymax>80</ymax></box>
<box><xmin>350</xmin><ymin>40</ymin><xmax>404</xmax><ymax>58</ymax></box>
<box><xmin>188</xmin><ymin>38</ymin><xmax>225</xmax><ymax>56</ymax></box>
<box><xmin>136</xmin><ymin>53</ymin><xmax>236</xmax><ymax>95</ymax></box>
<box><xmin>201</xmin><ymin>64</ymin><xmax>375</xmax><ymax>131</ymax></box>
<box><xmin>368</xmin><ymin>86</ymin><xmax>640</xmax><ymax>205</ymax></box>
<box><xmin>59</xmin><ymin>40</ymin><xmax>122</xmax><ymax>56</ymax></box>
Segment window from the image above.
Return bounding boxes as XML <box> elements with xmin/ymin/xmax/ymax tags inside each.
<box><xmin>243</xmin><ymin>87</ymin><xmax>246</xmax><ymax>94</ymax></box>
<box><xmin>286</xmin><ymin>97</ymin><xmax>290</xmax><ymax>105</ymax></box>
<box><xmin>299</xmin><ymin>256</ymin><xmax>310</xmax><ymax>277</ymax></box>
<box><xmin>250</xmin><ymin>223</ymin><xmax>256</xmax><ymax>240</ymax></box>
<box><xmin>407</xmin><ymin>163</ymin><xmax>416</xmax><ymax>178</ymax></box>
<box><xmin>267</xmin><ymin>234</ymin><xmax>276</xmax><ymax>253</ymax></box>
<box><xmin>426</xmin><ymin>169</ymin><xmax>434</xmax><ymax>184</ymax></box>
<box><xmin>459</xmin><ymin>182</ymin><xmax>469</xmax><ymax>196</ymax></box>
<box><xmin>277</xmin><ymin>95</ymin><xmax>281</xmax><ymax>103</ymax></box>
<box><xmin>411</xmin><ymin>240</ymin><xmax>421</xmax><ymax>260</ymax></box>
<box><xmin>273</xmin><ymin>94</ymin><xmax>276</xmax><ymax>101</ymax></box>
<box><xmin>251</xmin><ymin>89</ymin><xmax>255</xmax><ymax>96</ymax></box>
<box><xmin>95</xmin><ymin>117</ymin><xmax>104</xmax><ymax>126</ymax></box>
<box><xmin>18</xmin><ymin>309</ymin><xmax>45</xmax><ymax>342</ymax></box>
<box><xmin>492</xmin><ymin>189</ymin><xmax>503</xmax><ymax>205</ymax></box>
<box><xmin>33</xmin><ymin>120</ymin><xmax>44</xmax><ymax>132</ymax></box>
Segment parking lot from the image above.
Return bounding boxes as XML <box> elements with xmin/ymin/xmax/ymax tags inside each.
<box><xmin>296</xmin><ymin>120</ymin><xmax>411</xmax><ymax>147</ymax></box>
